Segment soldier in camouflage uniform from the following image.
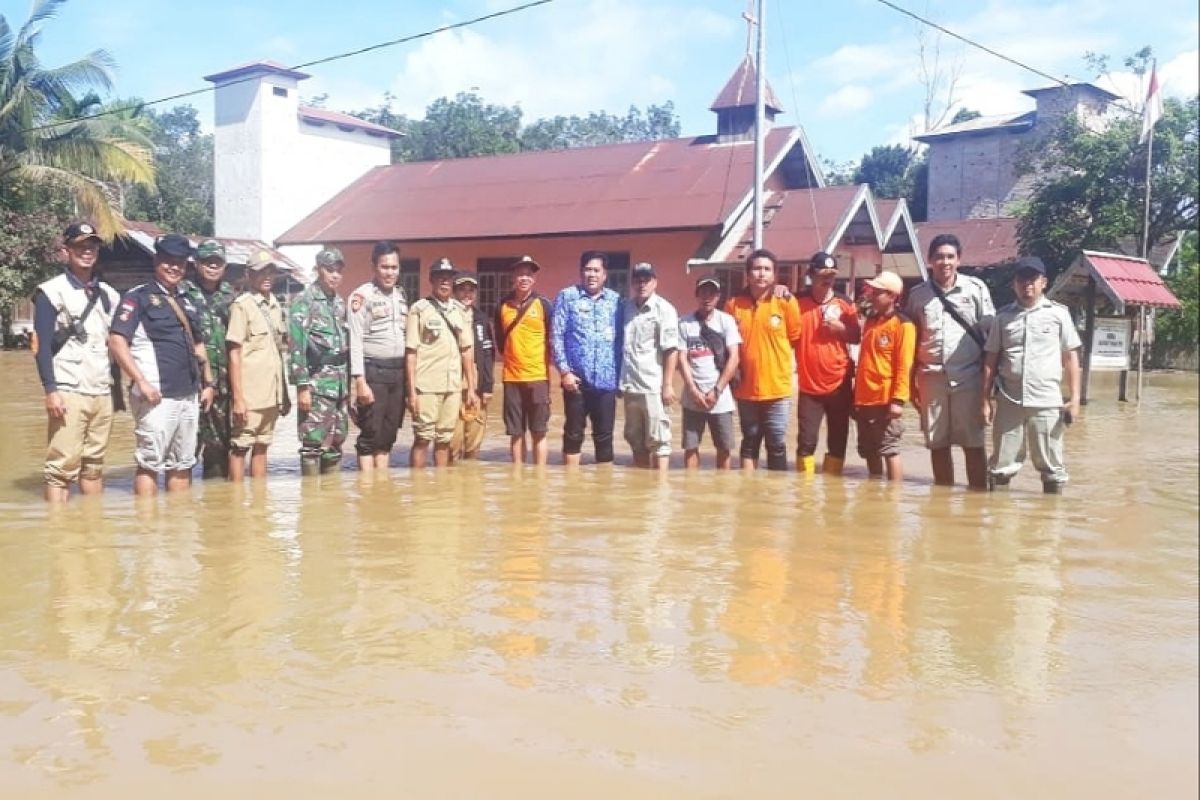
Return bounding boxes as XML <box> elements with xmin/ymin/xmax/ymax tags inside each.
<box><xmin>181</xmin><ymin>239</ymin><xmax>237</xmax><ymax>479</ymax></box>
<box><xmin>289</xmin><ymin>248</ymin><xmax>351</xmax><ymax>475</ymax></box>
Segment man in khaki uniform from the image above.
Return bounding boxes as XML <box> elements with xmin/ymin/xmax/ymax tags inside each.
<box><xmin>226</xmin><ymin>251</ymin><xmax>289</xmax><ymax>480</ymax></box>
<box><xmin>405</xmin><ymin>259</ymin><xmax>478</xmax><ymax>468</ymax></box>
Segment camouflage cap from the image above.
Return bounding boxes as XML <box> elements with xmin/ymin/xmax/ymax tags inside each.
<box><xmin>316</xmin><ymin>247</ymin><xmax>345</xmax><ymax>269</ymax></box>
<box><xmin>196</xmin><ymin>239</ymin><xmax>226</xmax><ymax>262</ymax></box>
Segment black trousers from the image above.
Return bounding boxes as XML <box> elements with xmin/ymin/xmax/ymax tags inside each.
<box><xmin>562</xmin><ymin>386</ymin><xmax>617</xmax><ymax>462</ymax></box>
<box><xmin>796</xmin><ymin>373</ymin><xmax>854</xmax><ymax>459</ymax></box>
<box><xmin>355</xmin><ymin>357</ymin><xmax>407</xmax><ymax>455</ymax></box>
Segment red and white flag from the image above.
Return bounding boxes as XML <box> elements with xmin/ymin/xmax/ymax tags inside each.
<box><xmin>1140</xmin><ymin>64</ymin><xmax>1163</xmax><ymax>144</ymax></box>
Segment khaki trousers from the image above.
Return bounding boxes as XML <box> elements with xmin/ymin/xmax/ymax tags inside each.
<box><xmin>45</xmin><ymin>392</ymin><xmax>113</xmax><ymax>488</ymax></box>
<box><xmin>989</xmin><ymin>396</ymin><xmax>1068</xmax><ymax>485</ymax></box>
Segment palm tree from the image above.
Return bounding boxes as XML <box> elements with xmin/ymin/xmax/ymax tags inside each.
<box><xmin>0</xmin><ymin>0</ymin><xmax>154</xmax><ymax>237</ymax></box>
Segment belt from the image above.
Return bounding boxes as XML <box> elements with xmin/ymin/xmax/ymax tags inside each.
<box><xmin>364</xmin><ymin>355</ymin><xmax>405</xmax><ymax>368</ymax></box>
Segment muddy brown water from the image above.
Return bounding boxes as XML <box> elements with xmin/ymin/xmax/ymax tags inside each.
<box><xmin>0</xmin><ymin>352</ymin><xmax>1196</xmax><ymax>798</ymax></box>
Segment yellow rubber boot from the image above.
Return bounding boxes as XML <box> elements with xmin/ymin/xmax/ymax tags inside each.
<box><xmin>822</xmin><ymin>455</ymin><xmax>844</xmax><ymax>476</ymax></box>
<box><xmin>799</xmin><ymin>455</ymin><xmax>816</xmax><ymax>475</ymax></box>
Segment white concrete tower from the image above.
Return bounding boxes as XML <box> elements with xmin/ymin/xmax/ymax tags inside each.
<box><xmin>204</xmin><ymin>60</ymin><xmax>400</xmax><ymax>270</ymax></box>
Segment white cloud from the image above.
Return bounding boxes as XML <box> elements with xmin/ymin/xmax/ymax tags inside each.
<box><xmin>819</xmin><ymin>85</ymin><xmax>874</xmax><ymax>115</ymax></box>
<box><xmin>374</xmin><ymin>0</ymin><xmax>737</xmax><ymax>122</ymax></box>
<box><xmin>1161</xmin><ymin>49</ymin><xmax>1199</xmax><ymax>99</ymax></box>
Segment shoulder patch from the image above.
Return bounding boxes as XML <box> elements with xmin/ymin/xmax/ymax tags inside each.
<box><xmin>350</xmin><ymin>293</ymin><xmax>364</xmax><ymax>313</ymax></box>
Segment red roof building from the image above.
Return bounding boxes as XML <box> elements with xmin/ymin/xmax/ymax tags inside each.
<box><xmin>1050</xmin><ymin>250</ymin><xmax>1182</xmax><ymax>313</ymax></box>
<box><xmin>278</xmin><ymin>58</ymin><xmax>925</xmax><ymax>310</ymax></box>
<box><xmin>915</xmin><ymin>218</ymin><xmax>1020</xmax><ymax>269</ymax></box>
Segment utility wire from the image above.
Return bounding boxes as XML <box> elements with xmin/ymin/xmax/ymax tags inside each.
<box><xmin>870</xmin><ymin>0</ymin><xmax>1069</xmax><ymax>88</ymax></box>
<box><xmin>21</xmin><ymin>0</ymin><xmax>556</xmax><ymax>135</ymax></box>
<box><xmin>870</xmin><ymin>0</ymin><xmax>1141</xmax><ymax>117</ymax></box>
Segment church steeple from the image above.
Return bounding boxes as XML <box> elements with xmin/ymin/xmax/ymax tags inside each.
<box><xmin>710</xmin><ymin>54</ymin><xmax>783</xmax><ymax>142</ymax></box>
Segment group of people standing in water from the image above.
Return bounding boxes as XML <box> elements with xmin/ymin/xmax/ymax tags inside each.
<box><xmin>31</xmin><ymin>221</ymin><xmax>1080</xmax><ymax>501</ymax></box>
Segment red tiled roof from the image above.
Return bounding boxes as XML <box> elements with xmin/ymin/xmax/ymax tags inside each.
<box><xmin>916</xmin><ymin>218</ymin><xmax>1020</xmax><ymax>267</ymax></box>
<box><xmin>1083</xmin><ymin>252</ymin><xmax>1181</xmax><ymax>309</ymax></box>
<box><xmin>752</xmin><ymin>185</ymin><xmax>867</xmax><ymax>260</ymax></box>
<box><xmin>299</xmin><ymin>106</ymin><xmax>402</xmax><ymax>138</ymax></box>
<box><xmin>710</xmin><ymin>54</ymin><xmax>783</xmax><ymax>113</ymax></box>
<box><xmin>277</xmin><ymin>127</ymin><xmax>802</xmax><ymax>245</ymax></box>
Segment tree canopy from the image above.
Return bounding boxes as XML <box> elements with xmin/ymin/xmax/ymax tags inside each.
<box><xmin>1017</xmin><ymin>96</ymin><xmax>1199</xmax><ymax>275</ymax></box>
<box><xmin>350</xmin><ymin>92</ymin><xmax>681</xmax><ymax>163</ymax></box>
<box><xmin>123</xmin><ymin>104</ymin><xmax>214</xmax><ymax>235</ymax></box>
<box><xmin>0</xmin><ymin>0</ymin><xmax>154</xmax><ymax>238</ymax></box>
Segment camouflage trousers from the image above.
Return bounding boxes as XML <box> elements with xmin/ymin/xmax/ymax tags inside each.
<box><xmin>298</xmin><ymin>391</ymin><xmax>349</xmax><ymax>464</ymax></box>
<box><xmin>197</xmin><ymin>393</ymin><xmax>231</xmax><ymax>477</ymax></box>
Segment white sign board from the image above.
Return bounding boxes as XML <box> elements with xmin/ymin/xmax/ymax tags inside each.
<box><xmin>1090</xmin><ymin>317</ymin><xmax>1130</xmax><ymax>371</ymax></box>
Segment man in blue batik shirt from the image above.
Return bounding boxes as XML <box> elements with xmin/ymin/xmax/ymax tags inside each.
<box><xmin>551</xmin><ymin>251</ymin><xmax>623</xmax><ymax>465</ymax></box>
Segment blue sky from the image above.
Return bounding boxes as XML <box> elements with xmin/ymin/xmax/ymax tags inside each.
<box><xmin>18</xmin><ymin>0</ymin><xmax>1200</xmax><ymax>164</ymax></box>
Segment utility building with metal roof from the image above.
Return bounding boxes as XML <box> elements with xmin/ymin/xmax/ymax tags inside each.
<box><xmin>275</xmin><ymin>56</ymin><xmax>925</xmax><ymax>310</ymax></box>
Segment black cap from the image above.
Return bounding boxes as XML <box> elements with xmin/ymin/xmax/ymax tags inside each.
<box><xmin>454</xmin><ymin>271</ymin><xmax>479</xmax><ymax>286</ymax></box>
<box><xmin>808</xmin><ymin>251</ymin><xmax>838</xmax><ymax>272</ymax></box>
<box><xmin>154</xmin><ymin>233</ymin><xmax>194</xmax><ymax>259</ymax></box>
<box><xmin>695</xmin><ymin>274</ymin><xmax>721</xmax><ymax>291</ymax></box>
<box><xmin>1014</xmin><ymin>256</ymin><xmax>1047</xmax><ymax>276</ymax></box>
<box><xmin>631</xmin><ymin>262</ymin><xmax>657</xmax><ymax>279</ymax></box>
<box><xmin>430</xmin><ymin>257</ymin><xmax>456</xmax><ymax>277</ymax></box>
<box><xmin>63</xmin><ymin>221</ymin><xmax>101</xmax><ymax>244</ymax></box>
<box><xmin>509</xmin><ymin>255</ymin><xmax>541</xmax><ymax>273</ymax></box>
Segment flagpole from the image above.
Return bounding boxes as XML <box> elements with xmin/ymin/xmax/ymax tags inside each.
<box><xmin>752</xmin><ymin>0</ymin><xmax>766</xmax><ymax>249</ymax></box>
<box><xmin>1136</xmin><ymin>59</ymin><xmax>1157</xmax><ymax>407</ymax></box>
<box><xmin>1141</xmin><ymin>64</ymin><xmax>1156</xmax><ymax>261</ymax></box>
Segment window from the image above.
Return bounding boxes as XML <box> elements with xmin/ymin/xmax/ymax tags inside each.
<box><xmin>399</xmin><ymin>258</ymin><xmax>421</xmax><ymax>302</ymax></box>
<box><xmin>476</xmin><ymin>257</ymin><xmax>516</xmax><ymax>315</ymax></box>
<box><xmin>712</xmin><ymin>267</ymin><xmax>745</xmax><ymax>298</ymax></box>
<box><xmin>599</xmin><ymin>251</ymin><xmax>631</xmax><ymax>298</ymax></box>
<box><xmin>272</xmin><ymin>86</ymin><xmax>288</xmax><ymax>98</ymax></box>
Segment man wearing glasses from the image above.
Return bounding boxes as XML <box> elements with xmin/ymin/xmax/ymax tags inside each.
<box><xmin>110</xmin><ymin>234</ymin><xmax>215</xmax><ymax>495</ymax></box>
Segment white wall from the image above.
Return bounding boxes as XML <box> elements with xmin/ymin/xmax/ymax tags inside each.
<box><xmin>213</xmin><ymin>76</ymin><xmax>271</xmax><ymax>240</ymax></box>
<box><xmin>212</xmin><ymin>68</ymin><xmax>393</xmax><ymax>253</ymax></box>
<box><xmin>267</xmin><ymin>122</ymin><xmax>392</xmax><ymax>246</ymax></box>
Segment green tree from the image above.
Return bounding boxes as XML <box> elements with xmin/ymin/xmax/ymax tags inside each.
<box><xmin>124</xmin><ymin>104</ymin><xmax>214</xmax><ymax>235</ymax></box>
<box><xmin>0</xmin><ymin>0</ymin><xmax>154</xmax><ymax>237</ymax></box>
<box><xmin>351</xmin><ymin>93</ymin><xmax>681</xmax><ymax>163</ymax></box>
<box><xmin>0</xmin><ymin>203</ymin><xmax>64</xmax><ymax>337</ymax></box>
<box><xmin>949</xmin><ymin>107</ymin><xmax>981</xmax><ymax>125</ymax></box>
<box><xmin>1153</xmin><ymin>231</ymin><xmax>1199</xmax><ymax>367</ymax></box>
<box><xmin>853</xmin><ymin>144</ymin><xmax>916</xmax><ymax>199</ymax></box>
<box><xmin>1017</xmin><ymin>96</ymin><xmax>1198</xmax><ymax>278</ymax></box>
<box><xmin>520</xmin><ymin>103</ymin><xmax>680</xmax><ymax>151</ymax></box>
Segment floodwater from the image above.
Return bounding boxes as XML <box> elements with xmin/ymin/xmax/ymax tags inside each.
<box><xmin>0</xmin><ymin>350</ymin><xmax>1196</xmax><ymax>799</ymax></box>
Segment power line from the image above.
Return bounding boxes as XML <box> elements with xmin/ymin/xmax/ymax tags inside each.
<box><xmin>21</xmin><ymin>0</ymin><xmax>557</xmax><ymax>135</ymax></box>
<box><xmin>870</xmin><ymin>0</ymin><xmax>1141</xmax><ymax>118</ymax></box>
<box><xmin>869</xmin><ymin>0</ymin><xmax>1070</xmax><ymax>89</ymax></box>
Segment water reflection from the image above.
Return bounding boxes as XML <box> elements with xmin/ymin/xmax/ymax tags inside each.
<box><xmin>0</xmin><ymin>355</ymin><xmax>1196</xmax><ymax>796</ymax></box>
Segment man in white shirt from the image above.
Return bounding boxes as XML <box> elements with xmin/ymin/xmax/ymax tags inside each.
<box><xmin>677</xmin><ymin>275</ymin><xmax>741</xmax><ymax>469</ymax></box>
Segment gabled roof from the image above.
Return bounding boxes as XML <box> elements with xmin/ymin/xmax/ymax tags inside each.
<box><xmin>916</xmin><ymin>218</ymin><xmax>1020</xmax><ymax>267</ymax></box>
<box><xmin>203</xmin><ymin>60</ymin><xmax>311</xmax><ymax>84</ymax></box>
<box><xmin>299</xmin><ymin>106</ymin><xmax>403</xmax><ymax>138</ymax></box>
<box><xmin>710</xmin><ymin>54</ymin><xmax>783</xmax><ymax>114</ymax></box>
<box><xmin>1050</xmin><ymin>251</ymin><xmax>1182</xmax><ymax>313</ymax></box>
<box><xmin>277</xmin><ymin>126</ymin><xmax>812</xmax><ymax>245</ymax></box>
<box><xmin>876</xmin><ymin>198</ymin><xmax>918</xmax><ymax>253</ymax></box>
<box><xmin>913</xmin><ymin>111</ymin><xmax>1035</xmax><ymax>143</ymax></box>
<box><xmin>702</xmin><ymin>185</ymin><xmax>926</xmax><ymax>279</ymax></box>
